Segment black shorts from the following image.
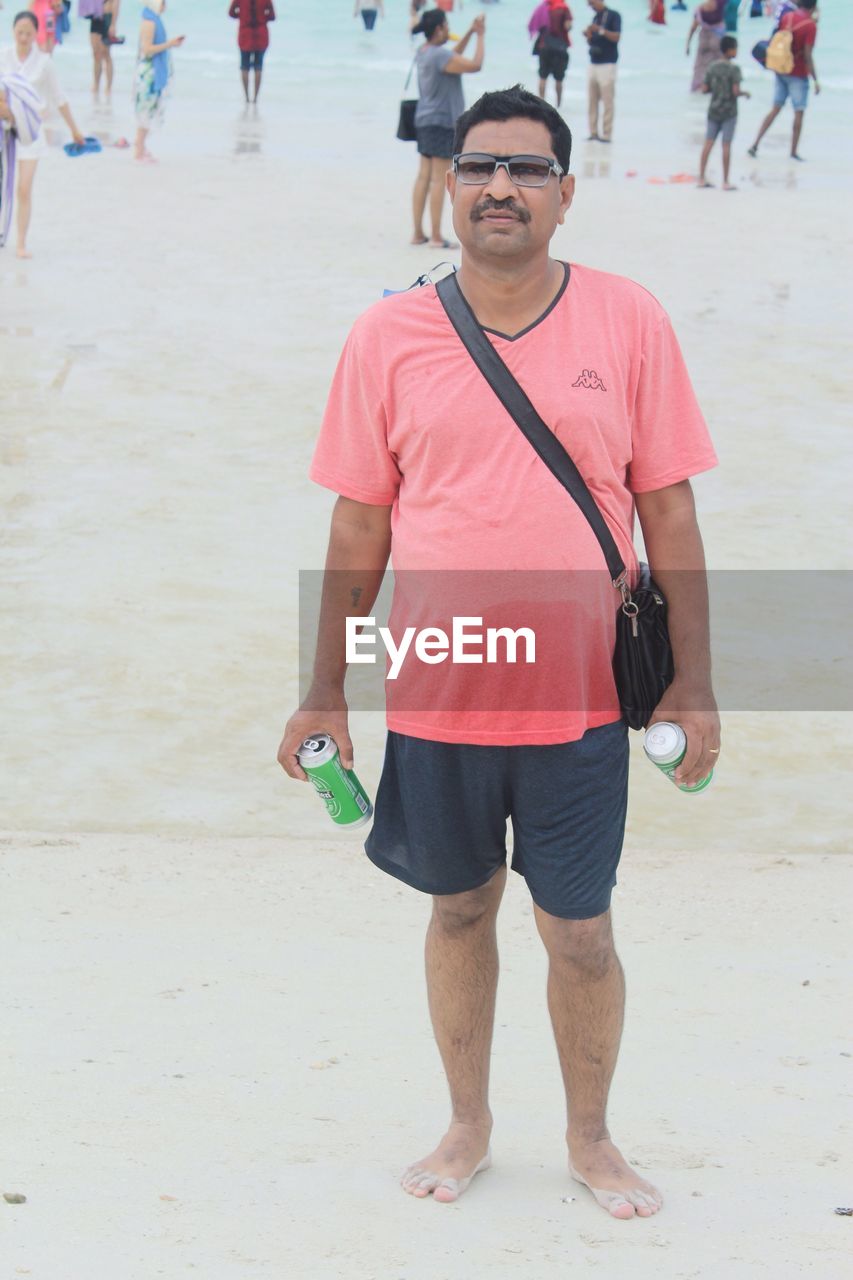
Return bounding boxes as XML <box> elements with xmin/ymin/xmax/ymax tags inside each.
<box><xmin>416</xmin><ymin>124</ymin><xmax>454</xmax><ymax>158</ymax></box>
<box><xmin>365</xmin><ymin>721</ymin><xmax>629</xmax><ymax>920</ymax></box>
<box><xmin>89</xmin><ymin>15</ymin><xmax>109</xmax><ymax>38</ymax></box>
<box><xmin>539</xmin><ymin>48</ymin><xmax>569</xmax><ymax>82</ymax></box>
<box><xmin>240</xmin><ymin>49</ymin><xmax>265</xmax><ymax>71</ymax></box>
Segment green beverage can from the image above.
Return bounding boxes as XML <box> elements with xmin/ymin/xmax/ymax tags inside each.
<box><xmin>643</xmin><ymin>721</ymin><xmax>713</xmax><ymax>793</ymax></box>
<box><xmin>297</xmin><ymin>733</ymin><xmax>374</xmax><ymax>829</ymax></box>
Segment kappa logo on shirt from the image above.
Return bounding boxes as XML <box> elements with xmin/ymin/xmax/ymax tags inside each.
<box><xmin>572</xmin><ymin>369</ymin><xmax>607</xmax><ymax>391</ymax></box>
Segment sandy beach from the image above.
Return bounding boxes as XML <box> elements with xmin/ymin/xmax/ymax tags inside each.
<box><xmin>1</xmin><ymin>1</ymin><xmax>852</xmax><ymax>1274</ymax></box>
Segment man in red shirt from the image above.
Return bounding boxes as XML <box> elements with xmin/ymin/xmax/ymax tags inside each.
<box><xmin>748</xmin><ymin>0</ymin><xmax>819</xmax><ymax>161</ymax></box>
<box><xmin>229</xmin><ymin>0</ymin><xmax>276</xmax><ymax>104</ymax></box>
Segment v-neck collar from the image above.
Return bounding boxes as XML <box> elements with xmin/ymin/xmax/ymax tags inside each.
<box><xmin>480</xmin><ymin>262</ymin><xmax>571</xmax><ymax>342</ymax></box>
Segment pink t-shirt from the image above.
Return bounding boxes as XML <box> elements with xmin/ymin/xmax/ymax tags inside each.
<box><xmin>310</xmin><ymin>263</ymin><xmax>717</xmax><ymax>746</ymax></box>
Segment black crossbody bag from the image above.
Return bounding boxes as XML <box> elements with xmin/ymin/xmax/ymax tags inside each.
<box><xmin>396</xmin><ymin>57</ymin><xmax>418</xmax><ymax>142</ymax></box>
<box><xmin>435</xmin><ymin>270</ymin><xmax>674</xmax><ymax>730</ymax></box>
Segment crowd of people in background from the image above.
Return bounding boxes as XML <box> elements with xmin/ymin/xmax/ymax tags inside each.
<box><xmin>0</xmin><ymin>1</ymin><xmax>827</xmax><ymax>258</ymax></box>
<box><xmin>401</xmin><ymin>0</ymin><xmax>820</xmax><ymax>209</ymax></box>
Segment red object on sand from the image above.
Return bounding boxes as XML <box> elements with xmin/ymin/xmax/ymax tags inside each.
<box><xmin>649</xmin><ymin>0</ymin><xmax>666</xmax><ymax>23</ymax></box>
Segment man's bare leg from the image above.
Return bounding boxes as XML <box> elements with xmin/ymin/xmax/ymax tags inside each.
<box><xmin>241</xmin><ymin>69</ymin><xmax>250</xmax><ymax>102</ymax></box>
<box><xmin>722</xmin><ymin>140</ymin><xmax>736</xmax><ymax>189</ymax></box>
<box><xmin>698</xmin><ymin>137</ymin><xmax>714</xmax><ymax>185</ymax></box>
<box><xmin>791</xmin><ymin>108</ymin><xmax>805</xmax><ymax>159</ymax></box>
<box><xmin>555</xmin><ymin>80</ymin><xmax>563</xmax><ymax>109</ymax></box>
<box><xmin>748</xmin><ymin>103</ymin><xmax>781</xmax><ymax>155</ymax></box>
<box><xmin>401</xmin><ymin>866</ymin><xmax>505</xmax><ymax>1203</ymax></box>
<box><xmin>253</xmin><ymin>69</ymin><xmax>262</xmax><ymax>103</ymax></box>
<box><xmin>534</xmin><ymin>906</ymin><xmax>663</xmax><ymax>1220</ymax></box>
<box><xmin>538</xmin><ymin>76</ymin><xmax>547</xmax><ymax>100</ymax></box>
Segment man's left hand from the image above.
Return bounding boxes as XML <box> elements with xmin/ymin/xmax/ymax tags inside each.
<box><xmin>647</xmin><ymin>679</ymin><xmax>720</xmax><ymax>788</ymax></box>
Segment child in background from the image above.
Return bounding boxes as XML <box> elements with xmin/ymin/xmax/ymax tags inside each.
<box><xmin>698</xmin><ymin>34</ymin><xmax>750</xmax><ymax>189</ymax></box>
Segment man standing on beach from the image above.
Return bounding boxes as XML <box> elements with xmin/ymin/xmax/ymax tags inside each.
<box><xmin>748</xmin><ymin>0</ymin><xmax>819</xmax><ymax>161</ymax></box>
<box><xmin>583</xmin><ymin>0</ymin><xmax>621</xmax><ymax>142</ymax></box>
<box><xmin>278</xmin><ymin>85</ymin><xmax>719</xmax><ymax>1219</ymax></box>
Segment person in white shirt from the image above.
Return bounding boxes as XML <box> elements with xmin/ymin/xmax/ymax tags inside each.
<box><xmin>0</xmin><ymin>9</ymin><xmax>84</xmax><ymax>257</ymax></box>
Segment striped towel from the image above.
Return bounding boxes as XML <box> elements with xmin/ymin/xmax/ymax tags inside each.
<box><xmin>1</xmin><ymin>71</ymin><xmax>44</xmax><ymax>146</ymax></box>
<box><xmin>1</xmin><ymin>72</ymin><xmax>44</xmax><ymax>247</ymax></box>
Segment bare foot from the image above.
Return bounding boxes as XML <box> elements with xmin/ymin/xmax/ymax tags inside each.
<box><xmin>723</xmin><ymin>182</ymin><xmax>738</xmax><ymax>191</ymax></box>
<box><xmin>401</xmin><ymin>1121</ymin><xmax>492</xmax><ymax>1203</ymax></box>
<box><xmin>411</xmin><ymin>234</ymin><xmax>428</xmax><ymax>245</ymax></box>
<box><xmin>16</xmin><ymin>247</ymin><xmax>32</xmax><ymax>259</ymax></box>
<box><xmin>569</xmin><ymin>1137</ymin><xmax>662</xmax><ymax>1220</ymax></box>
<box><xmin>697</xmin><ymin>179</ymin><xmax>714</xmax><ymax>188</ymax></box>
<box><xmin>427</xmin><ymin>237</ymin><xmax>459</xmax><ymax>250</ymax></box>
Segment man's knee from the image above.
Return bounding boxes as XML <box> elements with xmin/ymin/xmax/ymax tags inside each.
<box><xmin>431</xmin><ymin>867</ymin><xmax>505</xmax><ymax>931</ymax></box>
<box><xmin>536</xmin><ymin>908</ymin><xmax>617</xmax><ymax>978</ymax></box>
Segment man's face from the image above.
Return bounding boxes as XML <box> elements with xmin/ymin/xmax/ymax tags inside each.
<box><xmin>447</xmin><ymin>119</ymin><xmax>575</xmax><ymax>264</ymax></box>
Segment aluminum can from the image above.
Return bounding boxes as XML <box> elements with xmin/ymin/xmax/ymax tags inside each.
<box><xmin>296</xmin><ymin>734</ymin><xmax>374</xmax><ymax>829</ymax></box>
<box><xmin>643</xmin><ymin>721</ymin><xmax>713</xmax><ymax>793</ymax></box>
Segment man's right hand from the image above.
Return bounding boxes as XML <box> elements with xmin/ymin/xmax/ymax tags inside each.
<box><xmin>277</xmin><ymin>687</ymin><xmax>353</xmax><ymax>781</ymax></box>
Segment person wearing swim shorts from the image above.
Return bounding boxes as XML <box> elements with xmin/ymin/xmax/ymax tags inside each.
<box><xmin>78</xmin><ymin>0</ymin><xmax>120</xmax><ymax>100</ymax></box>
<box><xmin>698</xmin><ymin>34</ymin><xmax>750</xmax><ymax>189</ymax></box>
<box><xmin>409</xmin><ymin>7</ymin><xmax>485</xmax><ymax>249</ymax></box>
<box><xmin>534</xmin><ymin>1</ymin><xmax>572</xmax><ymax>109</ymax></box>
<box><xmin>229</xmin><ymin>0</ymin><xmax>275</xmax><ymax>104</ymax></box>
<box><xmin>279</xmin><ymin>85</ymin><xmax>720</xmax><ymax>1220</ymax></box>
<box><xmin>747</xmin><ymin>0</ymin><xmax>819</xmax><ymax>161</ymax></box>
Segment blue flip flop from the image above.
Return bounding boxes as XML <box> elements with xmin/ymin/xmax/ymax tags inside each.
<box><xmin>64</xmin><ymin>136</ymin><xmax>102</xmax><ymax>157</ymax></box>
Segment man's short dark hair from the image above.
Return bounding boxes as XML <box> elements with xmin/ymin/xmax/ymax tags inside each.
<box><xmin>453</xmin><ymin>86</ymin><xmax>573</xmax><ymax>174</ymax></box>
<box><xmin>720</xmin><ymin>35</ymin><xmax>737</xmax><ymax>54</ymax></box>
<box><xmin>798</xmin><ymin>0</ymin><xmax>817</xmax><ymax>9</ymax></box>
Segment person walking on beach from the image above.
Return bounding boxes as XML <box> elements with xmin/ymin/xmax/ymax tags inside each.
<box><xmin>354</xmin><ymin>0</ymin><xmax>383</xmax><ymax>33</ymax></box>
<box><xmin>583</xmin><ymin>0</ymin><xmax>620</xmax><ymax>142</ymax></box>
<box><xmin>279</xmin><ymin>83</ymin><xmax>720</xmax><ymax>1220</ymax></box>
<box><xmin>686</xmin><ymin>0</ymin><xmax>726</xmax><ymax>93</ymax></box>
<box><xmin>410</xmin><ymin>8</ymin><xmax>484</xmax><ymax>250</ymax></box>
<box><xmin>533</xmin><ymin>0</ymin><xmax>572</xmax><ymax>109</ymax></box>
<box><xmin>78</xmin><ymin>0</ymin><xmax>121</xmax><ymax>101</ymax></box>
<box><xmin>229</xmin><ymin>0</ymin><xmax>275</xmax><ymax>104</ymax></box>
<box><xmin>747</xmin><ymin>0</ymin><xmax>818</xmax><ymax>160</ymax></box>
<box><xmin>0</xmin><ymin>9</ymin><xmax>84</xmax><ymax>257</ymax></box>
<box><xmin>698</xmin><ymin>34</ymin><xmax>749</xmax><ymax>188</ymax></box>
<box><xmin>134</xmin><ymin>0</ymin><xmax>183</xmax><ymax>162</ymax></box>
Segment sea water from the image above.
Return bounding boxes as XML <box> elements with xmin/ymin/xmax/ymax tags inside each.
<box><xmin>40</xmin><ymin>0</ymin><xmax>853</xmax><ymax>185</ymax></box>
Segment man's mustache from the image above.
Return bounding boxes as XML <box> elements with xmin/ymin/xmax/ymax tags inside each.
<box><xmin>471</xmin><ymin>198</ymin><xmax>531</xmax><ymax>224</ymax></box>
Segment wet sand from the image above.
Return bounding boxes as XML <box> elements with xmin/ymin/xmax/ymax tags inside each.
<box><xmin>1</xmin><ymin>830</ymin><xmax>850</xmax><ymax>1277</ymax></box>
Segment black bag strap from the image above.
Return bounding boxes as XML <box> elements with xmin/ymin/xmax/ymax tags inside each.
<box><xmin>435</xmin><ymin>270</ymin><xmax>627</xmax><ymax>586</ymax></box>
<box><xmin>403</xmin><ymin>55</ymin><xmax>418</xmax><ymax>92</ymax></box>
